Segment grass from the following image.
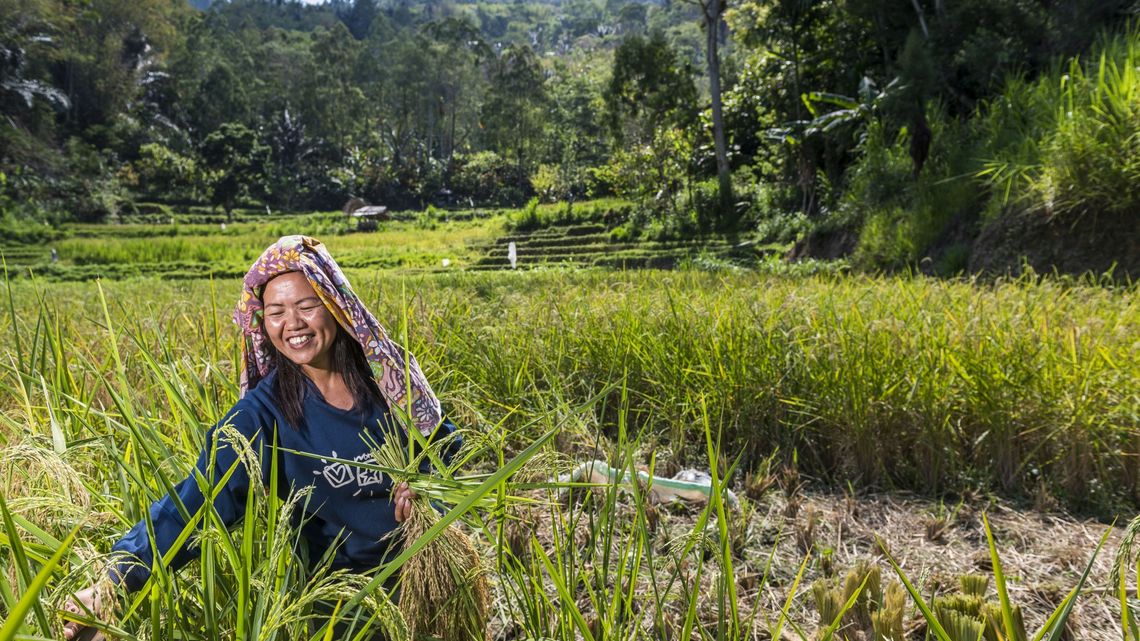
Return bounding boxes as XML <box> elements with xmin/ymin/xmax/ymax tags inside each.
<box><xmin>1</xmin><ymin>269</ymin><xmax>1136</xmax><ymax>509</ymax></box>
<box><xmin>0</xmin><ymin>268</ymin><xmax>1135</xmax><ymax>639</ymax></box>
<box><xmin>838</xmin><ymin>27</ymin><xmax>1140</xmax><ymax>274</ymax></box>
<box><xmin>3</xmin><ymin>198</ymin><xmax>756</xmax><ymax>280</ymax></box>
<box><xmin>1</xmin><ymin>212</ymin><xmax>508</xmax><ymax>279</ymax></box>
<box><xmin>979</xmin><ymin>26</ymin><xmax>1140</xmax><ymax>219</ymax></box>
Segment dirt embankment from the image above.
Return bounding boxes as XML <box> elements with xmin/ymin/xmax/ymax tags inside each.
<box><xmin>787</xmin><ymin>205</ymin><xmax>1137</xmax><ymax>279</ymax></box>
<box><xmin>970</xmin><ymin>207</ymin><xmax>1139</xmax><ymax>280</ymax></box>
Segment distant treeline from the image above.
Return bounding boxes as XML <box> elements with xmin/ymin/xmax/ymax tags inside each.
<box><xmin>1</xmin><ymin>0</ymin><xmax>1136</xmax><ymax>273</ymax></box>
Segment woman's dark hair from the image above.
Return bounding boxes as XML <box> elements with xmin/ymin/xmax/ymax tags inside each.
<box><xmin>269</xmin><ymin>326</ymin><xmax>386</xmax><ymax>429</ymax></box>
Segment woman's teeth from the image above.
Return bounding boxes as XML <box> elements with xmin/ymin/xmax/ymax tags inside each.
<box><xmin>287</xmin><ymin>335</ymin><xmax>312</xmax><ymax>348</ymax></box>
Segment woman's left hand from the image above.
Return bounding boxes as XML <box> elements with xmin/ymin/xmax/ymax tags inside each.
<box><xmin>393</xmin><ymin>482</ymin><xmax>417</xmax><ymax>523</ymax></box>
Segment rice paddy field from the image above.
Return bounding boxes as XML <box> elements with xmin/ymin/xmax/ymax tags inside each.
<box><xmin>1</xmin><ymin>244</ymin><xmax>1138</xmax><ymax>639</ymax></box>
<box><xmin>0</xmin><ymin>212</ymin><xmax>506</xmax><ymax>280</ymax></box>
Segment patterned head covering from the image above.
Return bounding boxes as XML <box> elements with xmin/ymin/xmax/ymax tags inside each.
<box><xmin>233</xmin><ymin>235</ymin><xmax>441</xmax><ymax>435</ymax></box>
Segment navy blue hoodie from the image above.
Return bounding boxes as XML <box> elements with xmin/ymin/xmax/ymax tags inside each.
<box><xmin>110</xmin><ymin>369</ymin><xmax>461</xmax><ymax>592</ymax></box>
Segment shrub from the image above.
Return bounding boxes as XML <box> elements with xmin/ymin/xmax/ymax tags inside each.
<box><xmin>0</xmin><ymin>211</ymin><xmax>63</xmax><ymax>244</ymax></box>
<box><xmin>417</xmin><ymin>205</ymin><xmax>440</xmax><ymax>230</ymax></box>
<box><xmin>130</xmin><ymin>143</ymin><xmax>200</xmax><ymax>201</ymax></box>
<box><xmin>529</xmin><ymin>163</ymin><xmax>561</xmax><ymax>203</ymax></box>
<box><xmin>844</xmin><ymin>110</ymin><xmax>983</xmax><ymax>270</ymax></box>
<box><xmin>450</xmin><ymin>152</ymin><xmax>527</xmax><ymax>206</ymax></box>
<box><xmin>509</xmin><ymin>197</ymin><xmax>542</xmax><ymax>231</ymax></box>
<box><xmin>978</xmin><ymin>29</ymin><xmax>1140</xmax><ymax>219</ymax></box>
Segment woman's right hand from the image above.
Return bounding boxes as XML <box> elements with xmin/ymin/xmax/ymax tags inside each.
<box><xmin>61</xmin><ymin>585</ymin><xmax>105</xmax><ymax>641</ymax></box>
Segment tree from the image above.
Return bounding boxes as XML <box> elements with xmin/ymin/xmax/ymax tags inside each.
<box><xmin>605</xmin><ymin>32</ymin><xmax>697</xmax><ymax>146</ymax></box>
<box><xmin>302</xmin><ymin>22</ymin><xmax>364</xmax><ymax>150</ymax></box>
<box><xmin>421</xmin><ymin>17</ymin><xmax>493</xmax><ymax>162</ymax></box>
<box><xmin>541</xmin><ymin>57</ymin><xmax>610</xmax><ymax>201</ymax></box>
<box><xmin>190</xmin><ymin>63</ymin><xmax>249</xmax><ymax>139</ymax></box>
<box><xmin>605</xmin><ymin>32</ymin><xmax>699</xmax><ymax>211</ymax></box>
<box><xmin>200</xmin><ymin>122</ymin><xmax>268</xmax><ymax>220</ymax></box>
<box><xmin>50</xmin><ymin>0</ymin><xmax>188</xmax><ymax>131</ymax></box>
<box><xmin>725</xmin><ymin>0</ymin><xmax>872</xmax><ymax>215</ymax></box>
<box><xmin>685</xmin><ymin>0</ymin><xmax>733</xmax><ymax>217</ymax></box>
<box><xmin>0</xmin><ymin>23</ymin><xmax>70</xmax><ymax>115</ymax></box>
<box><xmin>482</xmin><ymin>44</ymin><xmax>548</xmax><ymax>196</ymax></box>
<box><xmin>131</xmin><ymin>142</ymin><xmax>198</xmax><ymax>200</ymax></box>
<box><xmin>266</xmin><ymin>105</ymin><xmax>320</xmax><ymax>209</ymax></box>
<box><xmin>341</xmin><ymin>0</ymin><xmax>378</xmax><ymax>40</ymax></box>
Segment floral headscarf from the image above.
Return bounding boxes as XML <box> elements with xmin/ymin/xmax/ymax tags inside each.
<box><xmin>233</xmin><ymin>235</ymin><xmax>442</xmax><ymax>435</ymax></box>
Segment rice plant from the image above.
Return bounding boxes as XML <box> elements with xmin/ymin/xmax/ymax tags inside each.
<box><xmin>881</xmin><ymin>513</ymin><xmax>1111</xmax><ymax>641</ymax></box>
<box><xmin>0</xmin><ymin>266</ymin><xmax>1135</xmax><ymax>639</ymax></box>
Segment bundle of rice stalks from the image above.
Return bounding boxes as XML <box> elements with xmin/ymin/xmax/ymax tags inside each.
<box><xmin>370</xmin><ymin>424</ymin><xmax>491</xmax><ymax>641</ymax></box>
<box><xmin>399</xmin><ymin>500</ymin><xmax>490</xmax><ymax>640</ymax></box>
<box><xmin>811</xmin><ymin>559</ymin><xmax>906</xmax><ymax>641</ymax></box>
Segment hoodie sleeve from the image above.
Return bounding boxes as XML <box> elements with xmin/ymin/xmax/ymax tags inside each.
<box><xmin>109</xmin><ymin>402</ymin><xmax>271</xmax><ymax>592</ymax></box>
<box><xmin>417</xmin><ymin>415</ymin><xmax>464</xmax><ymax>474</ymax></box>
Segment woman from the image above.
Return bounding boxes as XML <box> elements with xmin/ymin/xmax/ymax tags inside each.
<box><xmin>62</xmin><ymin>235</ymin><xmax>460</xmax><ymax>640</ymax></box>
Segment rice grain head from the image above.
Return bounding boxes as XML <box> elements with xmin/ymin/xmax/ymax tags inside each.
<box><xmin>400</xmin><ymin>501</ymin><xmax>490</xmax><ymax>641</ymax></box>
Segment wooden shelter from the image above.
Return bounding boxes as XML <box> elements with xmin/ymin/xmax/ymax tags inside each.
<box><xmin>343</xmin><ymin>199</ymin><xmax>389</xmax><ymax>231</ymax></box>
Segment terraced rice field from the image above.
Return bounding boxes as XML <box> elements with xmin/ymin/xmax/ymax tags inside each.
<box><xmin>474</xmin><ymin>223</ymin><xmax>750</xmax><ymax>270</ymax></box>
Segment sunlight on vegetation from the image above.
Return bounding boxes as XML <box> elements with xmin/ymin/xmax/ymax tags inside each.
<box><xmin>2</xmin><ymin>0</ymin><xmax>1138</xmax><ymax>636</ymax></box>
<box><xmin>1</xmin><ymin>270</ymin><xmax>1136</xmax><ymax>638</ymax></box>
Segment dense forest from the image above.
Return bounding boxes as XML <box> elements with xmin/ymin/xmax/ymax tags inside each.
<box><xmin>1</xmin><ymin>0</ymin><xmax>1136</xmax><ymax>274</ymax></box>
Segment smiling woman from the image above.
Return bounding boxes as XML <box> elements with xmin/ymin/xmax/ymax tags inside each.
<box><xmin>263</xmin><ymin>272</ymin><xmax>341</xmax><ymax>371</ymax></box>
<box><xmin>261</xmin><ymin>271</ymin><xmax>373</xmax><ymax>422</ymax></box>
<box><xmin>61</xmin><ymin>236</ymin><xmax>462</xmax><ymax>641</ymax></box>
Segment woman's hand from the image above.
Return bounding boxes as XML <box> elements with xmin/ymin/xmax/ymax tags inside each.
<box><xmin>61</xmin><ymin>585</ymin><xmax>105</xmax><ymax>641</ymax></box>
<box><xmin>393</xmin><ymin>481</ymin><xmax>418</xmax><ymax>523</ymax></box>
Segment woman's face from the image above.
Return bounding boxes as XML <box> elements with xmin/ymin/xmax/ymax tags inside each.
<box><xmin>262</xmin><ymin>272</ymin><xmax>339</xmax><ymax>373</ymax></box>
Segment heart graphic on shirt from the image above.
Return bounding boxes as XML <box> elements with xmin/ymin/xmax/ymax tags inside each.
<box><xmin>319</xmin><ymin>451</ymin><xmax>355</xmax><ymax>488</ymax></box>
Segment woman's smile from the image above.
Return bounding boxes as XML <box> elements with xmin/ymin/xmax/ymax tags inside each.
<box><xmin>287</xmin><ymin>334</ymin><xmax>314</xmax><ymax>348</ymax></box>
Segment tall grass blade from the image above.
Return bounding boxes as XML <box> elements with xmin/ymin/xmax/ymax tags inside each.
<box><xmin>1121</xmin><ymin>560</ymin><xmax>1138</xmax><ymax>641</ymax></box>
<box><xmin>0</xmin><ymin>494</ymin><xmax>52</xmax><ymax>634</ymax></box>
<box><xmin>535</xmin><ymin>537</ymin><xmax>597</xmax><ymax>641</ymax></box>
<box><xmin>1034</xmin><ymin>525</ymin><xmax>1111</xmax><ymax>641</ymax></box>
<box><xmin>770</xmin><ymin>551</ymin><xmax>811</xmax><ymax>641</ymax></box>
<box><xmin>879</xmin><ymin>539</ymin><xmax>954</xmax><ymax>641</ymax></box>
<box><xmin>983</xmin><ymin>513</ymin><xmax>1020</xmax><ymax>641</ymax></box>
<box><xmin>343</xmin><ymin>424</ymin><xmax>559</xmax><ymax>611</ymax></box>
<box><xmin>0</xmin><ymin>522</ymin><xmax>79</xmax><ymax>641</ymax></box>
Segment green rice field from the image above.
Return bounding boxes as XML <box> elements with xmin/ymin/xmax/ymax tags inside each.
<box><xmin>1</xmin><ymin>260</ymin><xmax>1137</xmax><ymax>639</ymax></box>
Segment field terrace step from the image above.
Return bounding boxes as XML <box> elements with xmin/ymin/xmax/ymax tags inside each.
<box><xmin>592</xmin><ymin>254</ymin><xmax>682</xmax><ymax>269</ymax></box>
<box><xmin>485</xmin><ymin>238</ymin><xmax>734</xmax><ymax>253</ymax></box>
<box><xmin>482</xmin><ymin>240</ymin><xmax>733</xmax><ymax>258</ymax></box>
<box><xmin>479</xmin><ymin>221</ymin><xmax>746</xmax><ymax>270</ymax></box>
<box><xmin>496</xmin><ymin>233</ymin><xmax>613</xmax><ymax>248</ymax></box>
<box><xmin>477</xmin><ymin>254</ymin><xmax>690</xmax><ymax>270</ymax></box>
<box><xmin>476</xmin><ymin>253</ymin><xmax>593</xmax><ymax>266</ymax></box>
<box><xmin>534</xmin><ymin>223</ymin><xmax>607</xmax><ymax>236</ymax></box>
<box><xmin>494</xmin><ymin>224</ymin><xmax>607</xmax><ymax>243</ymax></box>
<box><xmin>0</xmin><ymin>247</ymin><xmax>49</xmax><ymax>262</ymax></box>
<box><xmin>502</xmin><ymin>235</ymin><xmax>737</xmax><ymax>251</ymax></box>
<box><xmin>476</xmin><ymin>247</ymin><xmax>703</xmax><ymax>267</ymax></box>
<box><xmin>484</xmin><ymin>243</ymin><xmax>646</xmax><ymax>258</ymax></box>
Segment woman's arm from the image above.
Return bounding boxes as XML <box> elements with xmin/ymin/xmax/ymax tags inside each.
<box><xmin>65</xmin><ymin>404</ymin><xmax>272</xmax><ymax>639</ymax></box>
<box><xmin>110</xmin><ymin>404</ymin><xmax>270</xmax><ymax>592</ymax></box>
